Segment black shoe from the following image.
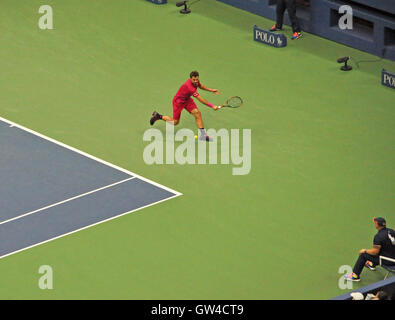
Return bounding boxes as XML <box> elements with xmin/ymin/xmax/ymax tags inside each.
<box><xmin>150</xmin><ymin>111</ymin><xmax>161</xmax><ymax>125</ymax></box>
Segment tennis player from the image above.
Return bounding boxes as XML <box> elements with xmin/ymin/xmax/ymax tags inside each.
<box><xmin>150</xmin><ymin>71</ymin><xmax>220</xmax><ymax>141</ymax></box>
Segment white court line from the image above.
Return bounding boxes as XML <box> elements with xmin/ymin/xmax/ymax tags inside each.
<box><xmin>0</xmin><ymin>193</ymin><xmax>180</xmax><ymax>260</ymax></box>
<box><xmin>0</xmin><ymin>116</ymin><xmax>182</xmax><ymax>196</ymax></box>
<box><xmin>0</xmin><ymin>177</ymin><xmax>135</xmax><ymax>226</ymax></box>
<box><xmin>0</xmin><ymin>116</ymin><xmax>183</xmax><ymax>260</ymax></box>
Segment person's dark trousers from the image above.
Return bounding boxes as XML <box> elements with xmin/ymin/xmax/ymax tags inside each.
<box><xmin>353</xmin><ymin>253</ymin><xmax>380</xmax><ymax>276</ymax></box>
<box><xmin>276</xmin><ymin>0</ymin><xmax>301</xmax><ymax>33</ymax></box>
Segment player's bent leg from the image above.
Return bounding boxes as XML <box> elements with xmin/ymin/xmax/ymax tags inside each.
<box><xmin>172</xmin><ymin>104</ymin><xmax>184</xmax><ymax>126</ymax></box>
<box><xmin>190</xmin><ymin>108</ymin><xmax>212</xmax><ymax>142</ymax></box>
<box><xmin>162</xmin><ymin>116</ymin><xmax>179</xmax><ymax>125</ymax></box>
<box><xmin>190</xmin><ymin>108</ymin><xmax>204</xmax><ymax>129</ymax></box>
<box><xmin>161</xmin><ymin>115</ymin><xmax>174</xmax><ymax>122</ymax></box>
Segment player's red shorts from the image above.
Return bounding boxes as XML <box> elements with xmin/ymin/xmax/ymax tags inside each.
<box><xmin>172</xmin><ymin>97</ymin><xmax>198</xmax><ymax>121</ymax></box>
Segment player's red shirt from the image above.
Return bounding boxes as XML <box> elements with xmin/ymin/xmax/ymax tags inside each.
<box><xmin>174</xmin><ymin>79</ymin><xmax>201</xmax><ymax>102</ymax></box>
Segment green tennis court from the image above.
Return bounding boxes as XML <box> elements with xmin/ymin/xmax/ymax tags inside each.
<box><xmin>0</xmin><ymin>0</ymin><xmax>394</xmax><ymax>299</ymax></box>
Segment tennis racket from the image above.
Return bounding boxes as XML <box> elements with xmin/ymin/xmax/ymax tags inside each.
<box><xmin>218</xmin><ymin>96</ymin><xmax>243</xmax><ymax>109</ymax></box>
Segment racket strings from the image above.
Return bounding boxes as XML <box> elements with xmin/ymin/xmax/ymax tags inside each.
<box><xmin>227</xmin><ymin>96</ymin><xmax>242</xmax><ymax>108</ymax></box>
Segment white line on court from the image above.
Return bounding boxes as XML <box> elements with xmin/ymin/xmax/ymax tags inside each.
<box><xmin>0</xmin><ymin>177</ymin><xmax>136</xmax><ymax>226</ymax></box>
<box><xmin>0</xmin><ymin>116</ymin><xmax>182</xmax><ymax>196</ymax></box>
<box><xmin>0</xmin><ymin>116</ymin><xmax>183</xmax><ymax>260</ymax></box>
<box><xmin>0</xmin><ymin>193</ymin><xmax>180</xmax><ymax>260</ymax></box>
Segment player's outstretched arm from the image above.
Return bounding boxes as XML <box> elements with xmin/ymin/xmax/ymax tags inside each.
<box><xmin>196</xmin><ymin>95</ymin><xmax>219</xmax><ymax>110</ymax></box>
<box><xmin>200</xmin><ymin>84</ymin><xmax>221</xmax><ymax>95</ymax></box>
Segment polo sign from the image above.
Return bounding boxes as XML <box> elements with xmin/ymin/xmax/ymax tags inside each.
<box><xmin>253</xmin><ymin>25</ymin><xmax>287</xmax><ymax>48</ymax></box>
<box><xmin>382</xmin><ymin>69</ymin><xmax>395</xmax><ymax>89</ymax></box>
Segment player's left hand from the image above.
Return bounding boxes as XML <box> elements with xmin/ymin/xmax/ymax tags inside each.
<box><xmin>212</xmin><ymin>89</ymin><xmax>220</xmax><ymax>95</ymax></box>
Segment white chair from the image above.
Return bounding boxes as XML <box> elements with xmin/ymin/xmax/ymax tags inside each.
<box><xmin>379</xmin><ymin>256</ymin><xmax>395</xmax><ymax>280</ymax></box>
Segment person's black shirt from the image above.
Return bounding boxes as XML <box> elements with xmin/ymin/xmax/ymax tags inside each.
<box><xmin>373</xmin><ymin>227</ymin><xmax>395</xmax><ymax>262</ymax></box>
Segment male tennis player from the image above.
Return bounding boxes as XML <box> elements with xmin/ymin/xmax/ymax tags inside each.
<box><xmin>149</xmin><ymin>71</ymin><xmax>220</xmax><ymax>141</ymax></box>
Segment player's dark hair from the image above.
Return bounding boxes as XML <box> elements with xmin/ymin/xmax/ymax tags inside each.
<box><xmin>190</xmin><ymin>71</ymin><xmax>199</xmax><ymax>78</ymax></box>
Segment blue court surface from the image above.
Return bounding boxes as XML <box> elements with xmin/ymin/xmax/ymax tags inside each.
<box><xmin>0</xmin><ymin>117</ymin><xmax>181</xmax><ymax>259</ymax></box>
